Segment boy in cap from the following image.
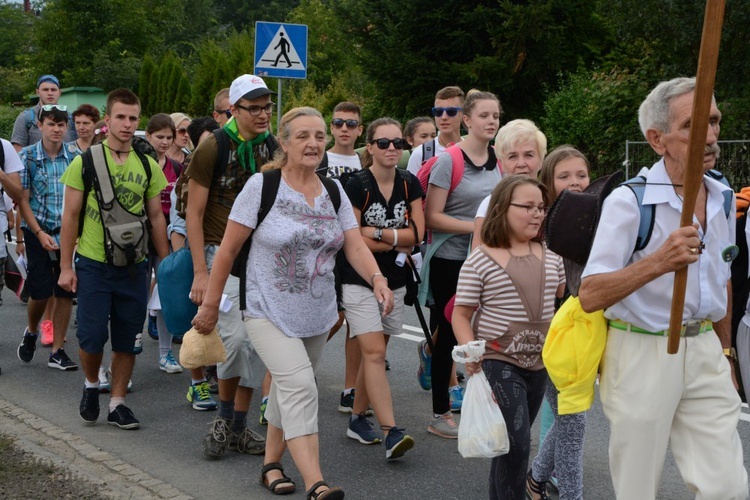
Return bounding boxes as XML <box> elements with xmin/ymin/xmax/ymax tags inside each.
<box><xmin>12</xmin><ymin>75</ymin><xmax>76</xmax><ymax>152</ymax></box>
<box><xmin>185</xmin><ymin>74</ymin><xmax>277</xmax><ymax>457</ymax></box>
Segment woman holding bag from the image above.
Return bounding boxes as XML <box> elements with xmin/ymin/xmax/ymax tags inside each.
<box><xmin>192</xmin><ymin>107</ymin><xmax>393</xmax><ymax>500</ymax></box>
<box><xmin>452</xmin><ymin>175</ymin><xmax>565</xmax><ymax>499</ymax></box>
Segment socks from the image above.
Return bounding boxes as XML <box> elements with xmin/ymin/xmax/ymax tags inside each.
<box><xmin>232</xmin><ymin>411</ymin><xmax>247</xmax><ymax>433</ymax></box>
<box><xmin>109</xmin><ymin>397</ymin><xmax>125</xmax><ymax>412</ymax></box>
<box><xmin>84</xmin><ymin>378</ymin><xmax>100</xmax><ymax>389</ymax></box>
<box><xmin>342</xmin><ymin>388</ymin><xmax>354</xmax><ymax>396</ymax></box>
<box><xmin>192</xmin><ymin>378</ymin><xmax>207</xmax><ymax>385</ymax></box>
<box><xmin>156</xmin><ymin>312</ymin><xmax>172</xmax><ymax>357</ymax></box>
<box><xmin>219</xmin><ymin>399</ymin><xmax>234</xmax><ymax>421</ymax></box>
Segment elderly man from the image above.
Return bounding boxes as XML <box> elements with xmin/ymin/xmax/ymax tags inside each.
<box><xmin>579</xmin><ymin>77</ymin><xmax>748</xmax><ymax>499</ymax></box>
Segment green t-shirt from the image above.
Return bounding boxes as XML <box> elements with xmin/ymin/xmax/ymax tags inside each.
<box><xmin>60</xmin><ymin>141</ymin><xmax>167</xmax><ymax>263</ymax></box>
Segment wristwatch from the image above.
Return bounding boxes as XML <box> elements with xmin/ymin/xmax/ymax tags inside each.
<box><xmin>723</xmin><ymin>347</ymin><xmax>737</xmax><ymax>361</ymax></box>
<box><xmin>374</xmin><ymin>228</ymin><xmax>383</xmax><ymax>241</ymax></box>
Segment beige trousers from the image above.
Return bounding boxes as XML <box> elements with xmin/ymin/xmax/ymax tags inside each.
<box><xmin>244</xmin><ymin>317</ymin><xmax>327</xmax><ymax>440</ymax></box>
<box><xmin>600</xmin><ymin>326</ymin><xmax>748</xmax><ymax>500</ymax></box>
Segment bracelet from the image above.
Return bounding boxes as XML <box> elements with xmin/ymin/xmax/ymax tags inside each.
<box><xmin>370</xmin><ymin>272</ymin><xmax>388</xmax><ymax>287</ymax></box>
<box><xmin>35</xmin><ymin>228</ymin><xmax>43</xmax><ymax>236</ymax></box>
<box><xmin>392</xmin><ymin>229</ymin><xmax>398</xmax><ymax>248</ymax></box>
<box><xmin>17</xmin><ymin>240</ymin><xmax>24</xmax><ymax>243</ymax></box>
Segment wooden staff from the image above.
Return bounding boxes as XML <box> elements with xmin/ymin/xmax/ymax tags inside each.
<box><xmin>668</xmin><ymin>0</ymin><xmax>726</xmax><ymax>354</ymax></box>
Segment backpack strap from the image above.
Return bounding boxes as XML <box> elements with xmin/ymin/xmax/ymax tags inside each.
<box><xmin>211</xmin><ymin>128</ymin><xmax>231</xmax><ymax>186</ymax></box>
<box><xmin>621</xmin><ymin>176</ymin><xmax>654</xmax><ymax>252</ymax></box>
<box><xmin>421</xmin><ymin>139</ymin><xmax>435</xmax><ymax>164</ymax></box>
<box><xmin>319</xmin><ymin>173</ymin><xmax>341</xmax><ymax>212</ymax></box>
<box><xmin>25</xmin><ymin>108</ymin><xmax>35</xmax><ymax>130</ymax></box>
<box><xmin>315</xmin><ymin>151</ymin><xmax>329</xmax><ymax>176</ymax></box>
<box><xmin>446</xmin><ymin>145</ymin><xmax>465</xmax><ymax>193</ymax></box>
<box><xmin>0</xmin><ymin>139</ymin><xmax>5</xmax><ymax>172</ymax></box>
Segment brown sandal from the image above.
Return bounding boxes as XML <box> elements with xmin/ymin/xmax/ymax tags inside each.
<box><xmin>305</xmin><ymin>480</ymin><xmax>345</xmax><ymax>500</ymax></box>
<box><xmin>260</xmin><ymin>462</ymin><xmax>296</xmax><ymax>495</ymax></box>
<box><xmin>526</xmin><ymin>470</ymin><xmax>549</xmax><ymax>500</ymax></box>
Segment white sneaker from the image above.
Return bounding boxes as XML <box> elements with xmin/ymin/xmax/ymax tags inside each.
<box><xmin>159</xmin><ymin>350</ymin><xmax>183</xmax><ymax>374</ymax></box>
<box><xmin>98</xmin><ymin>366</ymin><xmax>110</xmax><ymax>393</ymax></box>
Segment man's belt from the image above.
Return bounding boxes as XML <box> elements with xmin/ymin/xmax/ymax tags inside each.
<box><xmin>609</xmin><ymin>319</ymin><xmax>712</xmax><ymax>338</ymax></box>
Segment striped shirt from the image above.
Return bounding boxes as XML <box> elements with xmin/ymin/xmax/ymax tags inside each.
<box><xmin>19</xmin><ymin>140</ymin><xmax>78</xmax><ymax>239</ymax></box>
<box><xmin>455</xmin><ymin>244</ymin><xmax>565</xmax><ymax>369</ymax></box>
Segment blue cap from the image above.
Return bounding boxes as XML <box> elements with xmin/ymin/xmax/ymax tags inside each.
<box><xmin>37</xmin><ymin>74</ymin><xmax>60</xmax><ymax>88</ymax></box>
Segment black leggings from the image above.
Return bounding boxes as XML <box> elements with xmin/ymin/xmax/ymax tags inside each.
<box><xmin>484</xmin><ymin>359</ymin><xmax>548</xmax><ymax>500</ymax></box>
<box><xmin>429</xmin><ymin>256</ymin><xmax>464</xmax><ymax>415</ymax></box>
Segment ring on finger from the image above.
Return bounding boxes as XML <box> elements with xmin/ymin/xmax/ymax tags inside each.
<box><xmin>690</xmin><ymin>247</ymin><xmax>697</xmax><ymax>255</ymax></box>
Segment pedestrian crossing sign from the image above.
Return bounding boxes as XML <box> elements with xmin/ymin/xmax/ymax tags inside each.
<box><xmin>254</xmin><ymin>22</ymin><xmax>308</xmax><ymax>79</ymax></box>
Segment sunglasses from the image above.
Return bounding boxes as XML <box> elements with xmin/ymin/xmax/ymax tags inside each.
<box><xmin>216</xmin><ymin>109</ymin><xmax>232</xmax><ymax>119</ymax></box>
<box><xmin>177</xmin><ymin>127</ymin><xmax>189</xmax><ymax>134</ymax></box>
<box><xmin>371</xmin><ymin>138</ymin><xmax>405</xmax><ymax>150</ymax></box>
<box><xmin>41</xmin><ymin>104</ymin><xmax>68</xmax><ymax>112</ymax></box>
<box><xmin>235</xmin><ymin>102</ymin><xmax>275</xmax><ymax>116</ymax></box>
<box><xmin>431</xmin><ymin>107</ymin><xmax>461</xmax><ymax>118</ymax></box>
<box><xmin>331</xmin><ymin>118</ymin><xmax>360</xmax><ymax>129</ymax></box>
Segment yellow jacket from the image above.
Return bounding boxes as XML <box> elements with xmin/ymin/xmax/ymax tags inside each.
<box><xmin>542</xmin><ymin>296</ymin><xmax>607</xmax><ymax>415</ymax></box>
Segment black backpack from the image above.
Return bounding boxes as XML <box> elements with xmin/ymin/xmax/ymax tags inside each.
<box><xmin>236</xmin><ymin>168</ymin><xmax>341</xmax><ymax>310</ymax></box>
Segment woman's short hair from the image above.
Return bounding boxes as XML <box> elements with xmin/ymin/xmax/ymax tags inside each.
<box><xmin>404</xmin><ymin>116</ymin><xmax>433</xmax><ymax>143</ymax></box>
<box><xmin>494</xmin><ymin>119</ymin><xmax>547</xmax><ymax>163</ymax></box>
<box><xmin>481</xmin><ymin>175</ymin><xmax>549</xmax><ymax>248</ymax></box>
<box><xmin>360</xmin><ymin>117</ymin><xmax>402</xmax><ymax>169</ymax></box>
<box><xmin>72</xmin><ymin>104</ymin><xmax>100</xmax><ymax>122</ymax></box>
<box><xmin>262</xmin><ymin>107</ymin><xmax>325</xmax><ymax>171</ymax></box>
<box><xmin>539</xmin><ymin>145</ymin><xmax>590</xmax><ymax>201</ymax></box>
<box><xmin>146</xmin><ymin>113</ymin><xmax>176</xmax><ymax>136</ymax></box>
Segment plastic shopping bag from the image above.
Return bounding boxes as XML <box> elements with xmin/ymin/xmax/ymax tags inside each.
<box><xmin>452</xmin><ymin>340</ymin><xmax>509</xmax><ymax>458</ymax></box>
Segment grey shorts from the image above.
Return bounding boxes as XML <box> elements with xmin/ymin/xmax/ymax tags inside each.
<box><xmin>342</xmin><ymin>284</ymin><xmax>406</xmax><ymax>337</ymax></box>
<box><xmin>206</xmin><ymin>245</ymin><xmax>266</xmax><ymax>388</ymax></box>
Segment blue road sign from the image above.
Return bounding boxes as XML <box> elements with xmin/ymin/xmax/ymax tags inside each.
<box><xmin>254</xmin><ymin>22</ymin><xmax>308</xmax><ymax>79</ymax></box>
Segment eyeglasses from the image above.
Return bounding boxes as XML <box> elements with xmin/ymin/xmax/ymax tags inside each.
<box><xmin>177</xmin><ymin>127</ymin><xmax>189</xmax><ymax>134</ymax></box>
<box><xmin>331</xmin><ymin>118</ymin><xmax>360</xmax><ymax>129</ymax></box>
<box><xmin>235</xmin><ymin>102</ymin><xmax>275</xmax><ymax>116</ymax></box>
<box><xmin>371</xmin><ymin>138</ymin><xmax>405</xmax><ymax>150</ymax></box>
<box><xmin>431</xmin><ymin>107</ymin><xmax>461</xmax><ymax>118</ymax></box>
<box><xmin>509</xmin><ymin>203</ymin><xmax>547</xmax><ymax>216</ymax></box>
<box><xmin>41</xmin><ymin>104</ymin><xmax>67</xmax><ymax>112</ymax></box>
<box><xmin>216</xmin><ymin>109</ymin><xmax>232</xmax><ymax>119</ymax></box>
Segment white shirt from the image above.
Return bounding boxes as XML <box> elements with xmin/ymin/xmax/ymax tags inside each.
<box><xmin>406</xmin><ymin>137</ymin><xmax>447</xmax><ymax>176</ymax></box>
<box><xmin>475</xmin><ymin>195</ymin><xmax>491</xmax><ymax>218</ymax></box>
<box><xmin>581</xmin><ymin>159</ymin><xmax>734</xmax><ymax>331</ymax></box>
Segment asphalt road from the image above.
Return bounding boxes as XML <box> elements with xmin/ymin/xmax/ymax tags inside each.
<box><xmin>1</xmin><ymin>280</ymin><xmax>749</xmax><ymax>499</ymax></box>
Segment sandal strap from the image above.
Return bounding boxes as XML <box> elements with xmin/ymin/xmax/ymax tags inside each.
<box><xmin>268</xmin><ymin>476</ymin><xmax>295</xmax><ymax>491</ymax></box>
<box><xmin>306</xmin><ymin>480</ymin><xmax>329</xmax><ymax>499</ymax></box>
<box><xmin>261</xmin><ymin>462</ymin><xmax>285</xmax><ymax>475</ymax></box>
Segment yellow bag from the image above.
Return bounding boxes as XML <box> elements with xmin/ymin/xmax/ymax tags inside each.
<box><xmin>179</xmin><ymin>327</ymin><xmax>227</xmax><ymax>369</ymax></box>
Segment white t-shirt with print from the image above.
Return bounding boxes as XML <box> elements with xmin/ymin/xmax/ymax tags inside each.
<box><xmin>228</xmin><ymin>172</ymin><xmax>359</xmax><ymax>338</ymax></box>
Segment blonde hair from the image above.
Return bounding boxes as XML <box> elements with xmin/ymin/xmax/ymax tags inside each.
<box><xmin>261</xmin><ymin>107</ymin><xmax>325</xmax><ymax>171</ymax></box>
<box><xmin>494</xmin><ymin>119</ymin><xmax>547</xmax><ymax>162</ymax></box>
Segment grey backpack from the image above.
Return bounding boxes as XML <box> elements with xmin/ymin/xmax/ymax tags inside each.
<box><xmin>83</xmin><ymin>144</ymin><xmax>150</xmax><ymax>268</ymax></box>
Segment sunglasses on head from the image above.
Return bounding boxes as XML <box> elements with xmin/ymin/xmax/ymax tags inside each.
<box><xmin>371</xmin><ymin>138</ymin><xmax>405</xmax><ymax>150</ymax></box>
<box><xmin>41</xmin><ymin>104</ymin><xmax>68</xmax><ymax>112</ymax></box>
<box><xmin>331</xmin><ymin>118</ymin><xmax>360</xmax><ymax>129</ymax></box>
<box><xmin>431</xmin><ymin>106</ymin><xmax>461</xmax><ymax>117</ymax></box>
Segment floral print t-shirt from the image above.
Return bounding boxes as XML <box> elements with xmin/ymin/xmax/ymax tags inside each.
<box><xmin>229</xmin><ymin>171</ymin><xmax>359</xmax><ymax>338</ymax></box>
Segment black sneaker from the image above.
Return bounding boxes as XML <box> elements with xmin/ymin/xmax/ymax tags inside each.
<box><xmin>79</xmin><ymin>387</ymin><xmax>100</xmax><ymax>424</ymax></box>
<box><xmin>338</xmin><ymin>390</ymin><xmax>374</xmax><ymax>415</ymax></box>
<box><xmin>107</xmin><ymin>405</ymin><xmax>140</xmax><ymax>429</ymax></box>
<box><xmin>17</xmin><ymin>328</ymin><xmax>37</xmax><ymax>363</ymax></box>
<box><xmin>385</xmin><ymin>426</ymin><xmax>414</xmax><ymax>460</ymax></box>
<box><xmin>48</xmin><ymin>348</ymin><xmax>79</xmax><ymax>371</ymax></box>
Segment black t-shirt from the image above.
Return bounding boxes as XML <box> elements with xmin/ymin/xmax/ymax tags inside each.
<box><xmin>340</xmin><ymin>168</ymin><xmax>424</xmax><ymax>289</ymax></box>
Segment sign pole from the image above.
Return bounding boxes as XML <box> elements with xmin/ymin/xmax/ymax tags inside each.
<box><xmin>277</xmin><ymin>79</ymin><xmax>282</xmax><ymax>137</ymax></box>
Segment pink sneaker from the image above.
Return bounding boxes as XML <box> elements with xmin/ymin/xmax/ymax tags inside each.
<box><xmin>41</xmin><ymin>320</ymin><xmax>54</xmax><ymax>347</ymax></box>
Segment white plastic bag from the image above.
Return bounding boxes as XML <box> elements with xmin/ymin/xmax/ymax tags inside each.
<box><xmin>452</xmin><ymin>340</ymin><xmax>509</xmax><ymax>458</ymax></box>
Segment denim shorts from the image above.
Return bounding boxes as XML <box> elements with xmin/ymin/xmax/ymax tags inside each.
<box><xmin>75</xmin><ymin>253</ymin><xmax>149</xmax><ymax>354</ymax></box>
<box><xmin>22</xmin><ymin>227</ymin><xmax>75</xmax><ymax>300</ymax></box>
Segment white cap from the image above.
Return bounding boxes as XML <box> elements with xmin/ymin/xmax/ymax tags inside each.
<box><xmin>229</xmin><ymin>74</ymin><xmax>275</xmax><ymax>105</ymax></box>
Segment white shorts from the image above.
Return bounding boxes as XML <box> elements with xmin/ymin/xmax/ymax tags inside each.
<box><xmin>342</xmin><ymin>284</ymin><xmax>406</xmax><ymax>337</ymax></box>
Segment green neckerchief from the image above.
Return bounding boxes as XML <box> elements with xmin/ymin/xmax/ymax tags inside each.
<box><xmin>223</xmin><ymin>117</ymin><xmax>270</xmax><ymax>174</ymax></box>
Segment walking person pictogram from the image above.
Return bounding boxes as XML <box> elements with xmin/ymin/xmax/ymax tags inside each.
<box><xmin>272</xmin><ymin>33</ymin><xmax>292</xmax><ymax>68</ymax></box>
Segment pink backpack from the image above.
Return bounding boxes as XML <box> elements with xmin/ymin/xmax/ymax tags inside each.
<box><xmin>416</xmin><ymin>144</ymin><xmax>465</xmax><ymax>206</ymax></box>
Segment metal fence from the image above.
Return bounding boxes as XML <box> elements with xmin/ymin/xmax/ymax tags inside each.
<box><xmin>624</xmin><ymin>140</ymin><xmax>750</xmax><ymax>189</ymax></box>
